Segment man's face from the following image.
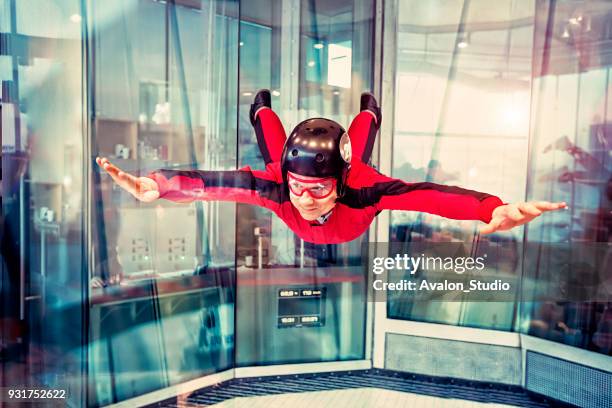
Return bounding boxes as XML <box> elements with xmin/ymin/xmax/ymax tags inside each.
<box><xmin>287</xmin><ymin>172</ymin><xmax>338</xmax><ymax>221</ymax></box>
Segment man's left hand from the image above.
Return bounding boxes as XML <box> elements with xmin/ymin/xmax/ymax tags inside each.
<box><xmin>480</xmin><ymin>201</ymin><xmax>567</xmax><ymax>234</ymax></box>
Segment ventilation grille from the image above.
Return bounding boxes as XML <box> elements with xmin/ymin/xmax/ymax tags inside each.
<box><xmin>147</xmin><ymin>369</ymin><xmax>551</xmax><ymax>407</ymax></box>
<box><xmin>526</xmin><ymin>351</ymin><xmax>612</xmax><ymax>408</ymax></box>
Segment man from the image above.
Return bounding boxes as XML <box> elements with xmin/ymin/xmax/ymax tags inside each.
<box><xmin>96</xmin><ymin>91</ymin><xmax>566</xmax><ymax>244</ymax></box>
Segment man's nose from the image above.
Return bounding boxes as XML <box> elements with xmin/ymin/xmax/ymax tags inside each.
<box><xmin>299</xmin><ymin>192</ymin><xmax>315</xmax><ymax>205</ymax></box>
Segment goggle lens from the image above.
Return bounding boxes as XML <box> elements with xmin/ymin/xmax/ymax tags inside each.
<box><xmin>287</xmin><ymin>174</ymin><xmax>335</xmax><ymax>198</ymax></box>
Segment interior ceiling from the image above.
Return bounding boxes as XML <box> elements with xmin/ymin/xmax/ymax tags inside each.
<box><xmin>397</xmin><ymin>0</ymin><xmax>612</xmax><ymax>31</ymax></box>
<box><xmin>307</xmin><ymin>0</ymin><xmax>354</xmax><ymax>17</ymax></box>
<box><xmin>397</xmin><ymin>0</ymin><xmax>536</xmax><ymax>27</ymax></box>
<box><xmin>240</xmin><ymin>0</ymin><xmax>356</xmax><ymax>27</ymax></box>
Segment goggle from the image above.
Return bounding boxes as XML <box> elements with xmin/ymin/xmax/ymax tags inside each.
<box><xmin>287</xmin><ymin>173</ymin><xmax>336</xmax><ymax>199</ymax></box>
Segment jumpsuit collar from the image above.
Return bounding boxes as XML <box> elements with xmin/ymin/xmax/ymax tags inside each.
<box><xmin>312</xmin><ymin>209</ymin><xmax>333</xmax><ymax>225</ymax></box>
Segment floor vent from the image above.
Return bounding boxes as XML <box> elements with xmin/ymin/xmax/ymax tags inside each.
<box><xmin>146</xmin><ymin>369</ymin><xmax>558</xmax><ymax>407</ymax></box>
<box><xmin>526</xmin><ymin>351</ymin><xmax>611</xmax><ymax>408</ymax></box>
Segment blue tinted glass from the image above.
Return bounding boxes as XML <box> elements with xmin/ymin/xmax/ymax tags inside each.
<box><xmin>1</xmin><ymin>0</ymin><xmax>86</xmax><ymax>406</ymax></box>
<box><xmin>234</xmin><ymin>0</ymin><xmax>375</xmax><ymax>366</ymax></box>
<box><xmin>521</xmin><ymin>0</ymin><xmax>612</xmax><ymax>356</ymax></box>
<box><xmin>388</xmin><ymin>0</ymin><xmax>536</xmax><ymax>331</ymax></box>
<box><xmin>89</xmin><ymin>0</ymin><xmax>239</xmax><ymax>404</ymax></box>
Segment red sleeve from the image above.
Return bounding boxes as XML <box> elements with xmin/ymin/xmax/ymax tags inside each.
<box><xmin>253</xmin><ymin>108</ymin><xmax>287</xmax><ymax>164</ymax></box>
<box><xmin>347</xmin><ymin>111</ymin><xmax>378</xmax><ymax>163</ymax></box>
<box><xmin>146</xmin><ymin>166</ymin><xmax>283</xmax><ymax>211</ymax></box>
<box><xmin>343</xmin><ymin>164</ymin><xmax>503</xmax><ymax>223</ymax></box>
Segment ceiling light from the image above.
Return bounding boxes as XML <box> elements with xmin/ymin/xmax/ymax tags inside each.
<box><xmin>314</xmin><ymin>43</ymin><xmax>324</xmax><ymax>49</ymax></box>
<box><xmin>272</xmin><ymin>90</ymin><xmax>280</xmax><ymax>96</ymax></box>
<box><xmin>307</xmin><ymin>61</ymin><xmax>315</xmax><ymax>67</ymax></box>
<box><xmin>243</xmin><ymin>92</ymin><xmax>252</xmax><ymax>96</ymax></box>
<box><xmin>457</xmin><ymin>32</ymin><xmax>470</xmax><ymax>49</ymax></box>
<box><xmin>239</xmin><ymin>41</ymin><xmax>244</xmax><ymax>47</ymax></box>
<box><xmin>562</xmin><ymin>26</ymin><xmax>570</xmax><ymax>39</ymax></box>
<box><xmin>584</xmin><ymin>16</ymin><xmax>592</xmax><ymax>32</ymax></box>
<box><xmin>70</xmin><ymin>14</ymin><xmax>82</xmax><ymax>23</ymax></box>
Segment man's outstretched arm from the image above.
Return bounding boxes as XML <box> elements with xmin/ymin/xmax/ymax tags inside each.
<box><xmin>96</xmin><ymin>157</ymin><xmax>283</xmax><ymax>211</ymax></box>
<box><xmin>342</xmin><ymin>163</ymin><xmax>566</xmax><ymax>234</ymax></box>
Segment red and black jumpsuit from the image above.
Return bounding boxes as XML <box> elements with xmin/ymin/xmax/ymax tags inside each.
<box><xmin>147</xmin><ymin>109</ymin><xmax>503</xmax><ymax>244</ymax></box>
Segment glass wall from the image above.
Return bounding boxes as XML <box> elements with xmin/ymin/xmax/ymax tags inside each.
<box><xmin>1</xmin><ymin>0</ymin><xmax>87</xmax><ymax>405</ymax></box>
<box><xmin>2</xmin><ymin>0</ymin><xmax>378</xmax><ymax>404</ymax></box>
<box><xmin>387</xmin><ymin>0</ymin><xmax>536</xmax><ymax>330</ymax></box>
<box><xmin>88</xmin><ymin>0</ymin><xmax>238</xmax><ymax>405</ymax></box>
<box><xmin>386</xmin><ymin>0</ymin><xmax>611</xmax><ymax>357</ymax></box>
<box><xmin>521</xmin><ymin>0</ymin><xmax>611</xmax><ymax>356</ymax></box>
<box><xmin>235</xmin><ymin>0</ymin><xmax>375</xmax><ymax>367</ymax></box>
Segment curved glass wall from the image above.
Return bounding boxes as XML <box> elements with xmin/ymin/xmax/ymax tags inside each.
<box><xmin>3</xmin><ymin>1</ymin><xmax>607</xmax><ymax>407</ymax></box>
<box><xmin>386</xmin><ymin>0</ymin><xmax>611</xmax><ymax>357</ymax></box>
<box><xmin>2</xmin><ymin>0</ymin><xmax>377</xmax><ymax>404</ymax></box>
<box><xmin>1</xmin><ymin>0</ymin><xmax>87</xmax><ymax>405</ymax></box>
<box><xmin>235</xmin><ymin>0</ymin><xmax>375</xmax><ymax>367</ymax></box>
<box><xmin>88</xmin><ymin>0</ymin><xmax>238</xmax><ymax>405</ymax></box>
<box><xmin>521</xmin><ymin>0</ymin><xmax>611</xmax><ymax>356</ymax></box>
<box><xmin>387</xmin><ymin>0</ymin><xmax>536</xmax><ymax>331</ymax></box>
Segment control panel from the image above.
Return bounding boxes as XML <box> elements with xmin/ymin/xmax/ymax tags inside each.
<box><xmin>277</xmin><ymin>287</ymin><xmax>326</xmax><ymax>328</ymax></box>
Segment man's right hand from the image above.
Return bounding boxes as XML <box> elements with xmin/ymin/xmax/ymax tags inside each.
<box><xmin>96</xmin><ymin>157</ymin><xmax>160</xmax><ymax>202</ymax></box>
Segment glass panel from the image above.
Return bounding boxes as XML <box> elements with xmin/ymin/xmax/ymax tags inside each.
<box><xmin>89</xmin><ymin>1</ymin><xmax>238</xmax><ymax>404</ymax></box>
<box><xmin>0</xmin><ymin>0</ymin><xmax>10</xmax><ymax>32</ymax></box>
<box><xmin>388</xmin><ymin>0</ymin><xmax>536</xmax><ymax>330</ymax></box>
<box><xmin>520</xmin><ymin>0</ymin><xmax>612</xmax><ymax>356</ymax></box>
<box><xmin>234</xmin><ymin>0</ymin><xmax>375</xmax><ymax>366</ymax></box>
<box><xmin>1</xmin><ymin>0</ymin><xmax>86</xmax><ymax>406</ymax></box>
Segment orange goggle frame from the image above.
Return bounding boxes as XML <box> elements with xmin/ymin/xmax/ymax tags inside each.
<box><xmin>287</xmin><ymin>173</ymin><xmax>336</xmax><ymax>199</ymax></box>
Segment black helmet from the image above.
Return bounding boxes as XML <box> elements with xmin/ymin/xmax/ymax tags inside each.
<box><xmin>281</xmin><ymin>118</ymin><xmax>352</xmax><ymax>197</ymax></box>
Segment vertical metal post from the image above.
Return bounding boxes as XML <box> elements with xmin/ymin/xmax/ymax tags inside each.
<box><xmin>279</xmin><ymin>0</ymin><xmax>301</xmax><ymax>128</ymax></box>
<box><xmin>280</xmin><ymin>0</ymin><xmax>301</xmax><ymax>260</ymax></box>
<box><xmin>19</xmin><ymin>174</ymin><xmax>25</xmax><ymax>320</ymax></box>
<box><xmin>300</xmin><ymin>238</ymin><xmax>304</xmax><ymax>268</ymax></box>
<box><xmin>372</xmin><ymin>0</ymin><xmax>399</xmax><ymax>369</ymax></box>
<box><xmin>365</xmin><ymin>0</ymin><xmax>385</xmax><ymax>365</ymax></box>
<box><xmin>40</xmin><ymin>229</ymin><xmax>46</xmax><ymax>316</ymax></box>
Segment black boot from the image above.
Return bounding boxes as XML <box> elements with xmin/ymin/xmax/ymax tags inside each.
<box><xmin>360</xmin><ymin>92</ymin><xmax>382</xmax><ymax>129</ymax></box>
<box><xmin>249</xmin><ymin>89</ymin><xmax>272</xmax><ymax>126</ymax></box>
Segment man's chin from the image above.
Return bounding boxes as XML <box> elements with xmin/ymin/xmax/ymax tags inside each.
<box><xmin>298</xmin><ymin>210</ymin><xmax>320</xmax><ymax>221</ymax></box>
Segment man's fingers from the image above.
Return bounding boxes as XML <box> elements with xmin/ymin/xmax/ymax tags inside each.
<box><xmin>518</xmin><ymin>202</ymin><xmax>542</xmax><ymax>217</ymax></box>
<box><xmin>96</xmin><ymin>157</ymin><xmax>159</xmax><ymax>202</ymax></box>
<box><xmin>479</xmin><ymin>225</ymin><xmax>494</xmax><ymax>235</ymax></box>
<box><xmin>117</xmin><ymin>171</ymin><xmax>139</xmax><ymax>191</ymax></box>
<box><xmin>98</xmin><ymin>157</ymin><xmax>121</xmax><ymax>177</ymax></box>
<box><xmin>533</xmin><ymin>201</ymin><xmax>567</xmax><ymax>212</ymax></box>
<box><xmin>98</xmin><ymin>157</ymin><xmax>140</xmax><ymax>197</ymax></box>
<box><xmin>142</xmin><ymin>190</ymin><xmax>160</xmax><ymax>202</ymax></box>
<box><xmin>481</xmin><ymin>201</ymin><xmax>568</xmax><ymax>235</ymax></box>
<box><xmin>507</xmin><ymin>205</ymin><xmax>525</xmax><ymax>222</ymax></box>
<box><xmin>480</xmin><ymin>217</ymin><xmax>503</xmax><ymax>235</ymax></box>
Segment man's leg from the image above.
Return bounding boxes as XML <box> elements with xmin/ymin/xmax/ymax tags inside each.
<box><xmin>249</xmin><ymin>89</ymin><xmax>287</xmax><ymax>165</ymax></box>
<box><xmin>347</xmin><ymin>92</ymin><xmax>382</xmax><ymax>164</ymax></box>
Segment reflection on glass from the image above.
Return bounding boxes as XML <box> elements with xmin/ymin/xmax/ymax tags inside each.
<box><xmin>89</xmin><ymin>0</ymin><xmax>238</xmax><ymax>404</ymax></box>
<box><xmin>235</xmin><ymin>0</ymin><xmax>374</xmax><ymax>366</ymax></box>
<box><xmin>388</xmin><ymin>0</ymin><xmax>536</xmax><ymax>330</ymax></box>
<box><xmin>387</xmin><ymin>0</ymin><xmax>611</xmax><ymax>356</ymax></box>
<box><xmin>1</xmin><ymin>0</ymin><xmax>85</xmax><ymax>406</ymax></box>
<box><xmin>521</xmin><ymin>0</ymin><xmax>611</xmax><ymax>356</ymax></box>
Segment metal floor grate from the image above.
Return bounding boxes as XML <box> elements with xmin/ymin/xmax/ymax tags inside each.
<box><xmin>526</xmin><ymin>351</ymin><xmax>611</xmax><ymax>408</ymax></box>
<box><xmin>145</xmin><ymin>369</ymin><xmax>570</xmax><ymax>407</ymax></box>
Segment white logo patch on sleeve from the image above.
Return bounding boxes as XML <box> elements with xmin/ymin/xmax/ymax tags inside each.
<box><xmin>339</xmin><ymin>133</ymin><xmax>352</xmax><ymax>163</ymax></box>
